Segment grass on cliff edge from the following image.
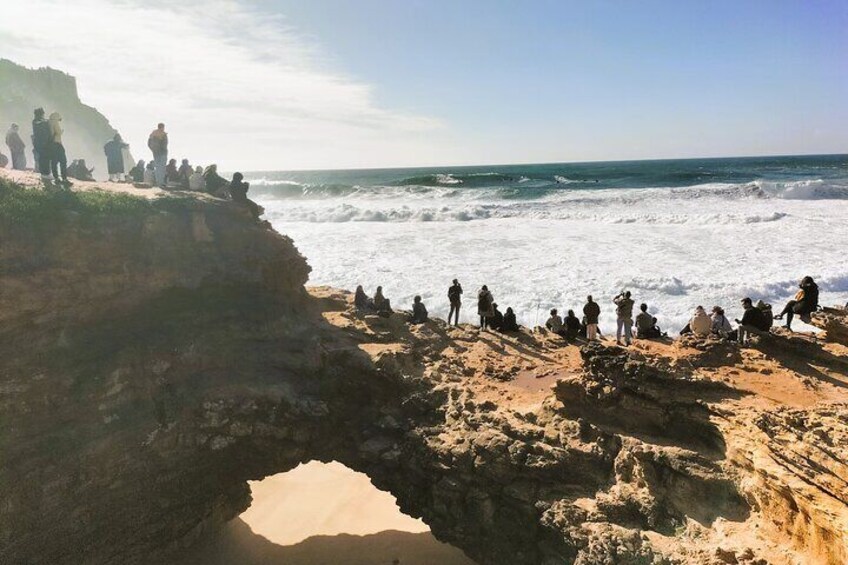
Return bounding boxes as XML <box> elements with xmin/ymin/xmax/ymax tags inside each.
<box><xmin>0</xmin><ymin>176</ymin><xmax>189</xmax><ymax>228</ymax></box>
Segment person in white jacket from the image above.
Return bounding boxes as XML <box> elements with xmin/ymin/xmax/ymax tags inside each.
<box><xmin>689</xmin><ymin>306</ymin><xmax>712</xmax><ymax>337</ymax></box>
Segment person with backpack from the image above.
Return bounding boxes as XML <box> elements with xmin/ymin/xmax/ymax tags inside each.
<box><xmin>774</xmin><ymin>276</ymin><xmax>819</xmax><ymax>330</ymax></box>
<box><xmin>447</xmin><ymin>279</ymin><xmax>463</xmax><ymax>326</ymax></box>
<box><xmin>583</xmin><ymin>295</ymin><xmax>601</xmax><ymax>341</ymax></box>
<box><xmin>613</xmin><ymin>290</ymin><xmax>635</xmax><ymax>345</ymax></box>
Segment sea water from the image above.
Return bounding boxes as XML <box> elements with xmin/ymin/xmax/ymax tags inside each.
<box><xmin>248</xmin><ymin>155</ymin><xmax>848</xmax><ymax>333</ymax></box>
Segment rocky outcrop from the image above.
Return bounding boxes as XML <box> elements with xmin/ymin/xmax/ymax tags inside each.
<box><xmin>2</xmin><ymin>174</ymin><xmax>847</xmax><ymax>564</ymax></box>
<box><xmin>810</xmin><ymin>307</ymin><xmax>848</xmax><ymax>346</ymax></box>
<box><xmin>0</xmin><ymin>59</ymin><xmax>129</xmax><ymax>177</ymax></box>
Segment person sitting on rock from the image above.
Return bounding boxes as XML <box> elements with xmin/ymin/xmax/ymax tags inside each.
<box><xmin>189</xmin><ymin>165</ymin><xmax>205</xmax><ymax>191</ymax></box>
<box><xmin>736</xmin><ymin>297</ymin><xmax>769</xmax><ymax>344</ymax></box>
<box><xmin>228</xmin><ymin>172</ymin><xmax>261</xmax><ymax>218</ymax></box>
<box><xmin>546</xmin><ymin>308</ymin><xmax>564</xmax><ymax>336</ymax></box>
<box><xmin>710</xmin><ymin>306</ymin><xmax>733</xmax><ymax>338</ymax></box>
<box><xmin>688</xmin><ymin>306</ymin><xmax>712</xmax><ymax>337</ymax></box>
<box><xmin>564</xmin><ymin>309</ymin><xmax>581</xmax><ymax>340</ymax></box>
<box><xmin>67</xmin><ymin>159</ymin><xmax>94</xmax><ymax>181</ymax></box>
<box><xmin>354</xmin><ymin>285</ymin><xmax>370</xmax><ymax>311</ymax></box>
<box><xmin>129</xmin><ymin>160</ymin><xmax>145</xmax><ymax>183</ymax></box>
<box><xmin>490</xmin><ymin>303</ymin><xmax>504</xmax><ymax>331</ymax></box>
<box><xmin>501</xmin><ymin>307</ymin><xmax>519</xmax><ymax>332</ymax></box>
<box><xmin>635</xmin><ymin>303</ymin><xmax>662</xmax><ymax>338</ymax></box>
<box><xmin>477</xmin><ymin>285</ymin><xmax>494</xmax><ymax>330</ymax></box>
<box><xmin>774</xmin><ymin>276</ymin><xmax>819</xmax><ymax>331</ymax></box>
<box><xmin>373</xmin><ymin>286</ymin><xmax>392</xmax><ymax>315</ymax></box>
<box><xmin>143</xmin><ymin>161</ymin><xmax>156</xmax><ymax>185</ymax></box>
<box><xmin>203</xmin><ymin>164</ymin><xmax>229</xmax><ymax>197</ymax></box>
<box><xmin>410</xmin><ymin>295</ymin><xmax>428</xmax><ymax>324</ymax></box>
<box><xmin>165</xmin><ymin>159</ymin><xmax>179</xmax><ymax>186</ymax></box>
<box><xmin>178</xmin><ymin>159</ymin><xmax>193</xmax><ymax>188</ymax></box>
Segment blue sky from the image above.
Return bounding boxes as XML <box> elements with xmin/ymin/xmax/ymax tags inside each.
<box><xmin>2</xmin><ymin>0</ymin><xmax>846</xmax><ymax>169</ymax></box>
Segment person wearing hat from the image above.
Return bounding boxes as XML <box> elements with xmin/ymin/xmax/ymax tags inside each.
<box><xmin>5</xmin><ymin>123</ymin><xmax>26</xmax><ymax>170</ymax></box>
<box><xmin>735</xmin><ymin>297</ymin><xmax>767</xmax><ymax>344</ymax></box>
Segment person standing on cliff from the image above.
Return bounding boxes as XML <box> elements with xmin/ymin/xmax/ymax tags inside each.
<box><xmin>48</xmin><ymin>112</ymin><xmax>70</xmax><ymax>185</ymax></box>
<box><xmin>5</xmin><ymin>124</ymin><xmax>27</xmax><ymax>170</ymax></box>
<box><xmin>477</xmin><ymin>285</ymin><xmax>494</xmax><ymax>330</ymax></box>
<box><xmin>447</xmin><ymin>279</ymin><xmax>463</xmax><ymax>326</ymax></box>
<box><xmin>583</xmin><ymin>295</ymin><xmax>601</xmax><ymax>341</ymax></box>
<box><xmin>147</xmin><ymin>123</ymin><xmax>168</xmax><ymax>188</ymax></box>
<box><xmin>613</xmin><ymin>290</ymin><xmax>634</xmax><ymax>346</ymax></box>
<box><xmin>104</xmin><ymin>133</ymin><xmax>129</xmax><ymax>182</ymax></box>
<box><xmin>31</xmin><ymin>108</ymin><xmax>52</xmax><ymax>180</ymax></box>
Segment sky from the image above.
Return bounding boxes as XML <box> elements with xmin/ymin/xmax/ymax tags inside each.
<box><xmin>1</xmin><ymin>0</ymin><xmax>846</xmax><ymax>170</ymax></box>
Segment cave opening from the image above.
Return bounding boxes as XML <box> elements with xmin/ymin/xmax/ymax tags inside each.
<box><xmin>210</xmin><ymin>461</ymin><xmax>478</xmax><ymax>565</ymax></box>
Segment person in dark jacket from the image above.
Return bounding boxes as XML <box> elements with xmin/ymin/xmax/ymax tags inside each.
<box><xmin>490</xmin><ymin>303</ymin><xmax>504</xmax><ymax>331</ymax></box>
<box><xmin>736</xmin><ymin>297</ymin><xmax>768</xmax><ymax>344</ymax></box>
<box><xmin>229</xmin><ymin>172</ymin><xmax>261</xmax><ymax>218</ymax></box>
<box><xmin>564</xmin><ymin>309</ymin><xmax>581</xmax><ymax>340</ymax></box>
<box><xmin>501</xmin><ymin>307</ymin><xmax>519</xmax><ymax>332</ymax></box>
<box><xmin>447</xmin><ymin>279</ymin><xmax>463</xmax><ymax>326</ymax></box>
<box><xmin>354</xmin><ymin>285</ymin><xmax>370</xmax><ymax>311</ymax></box>
<box><xmin>774</xmin><ymin>276</ymin><xmax>819</xmax><ymax>330</ymax></box>
<box><xmin>177</xmin><ymin>159</ymin><xmax>192</xmax><ymax>188</ymax></box>
<box><xmin>410</xmin><ymin>295</ymin><xmax>428</xmax><ymax>324</ymax></box>
<box><xmin>31</xmin><ymin>108</ymin><xmax>52</xmax><ymax>178</ymax></box>
<box><xmin>583</xmin><ymin>295</ymin><xmax>601</xmax><ymax>341</ymax></box>
<box><xmin>165</xmin><ymin>159</ymin><xmax>179</xmax><ymax>185</ymax></box>
<box><xmin>373</xmin><ymin>286</ymin><xmax>392</xmax><ymax>314</ymax></box>
<box><xmin>477</xmin><ymin>285</ymin><xmax>494</xmax><ymax>329</ymax></box>
<box><xmin>203</xmin><ymin>164</ymin><xmax>229</xmax><ymax>196</ymax></box>
<box><xmin>129</xmin><ymin>160</ymin><xmax>145</xmax><ymax>183</ymax></box>
<box><xmin>103</xmin><ymin>134</ymin><xmax>129</xmax><ymax>181</ymax></box>
<box><xmin>5</xmin><ymin>124</ymin><xmax>27</xmax><ymax>170</ymax></box>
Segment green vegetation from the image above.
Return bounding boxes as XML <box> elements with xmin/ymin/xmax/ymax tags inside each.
<box><xmin>0</xmin><ymin>177</ymin><xmax>193</xmax><ymax>232</ymax></box>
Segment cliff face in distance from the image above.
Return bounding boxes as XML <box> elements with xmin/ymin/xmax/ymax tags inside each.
<box><xmin>1</xmin><ymin>170</ymin><xmax>847</xmax><ymax>565</ymax></box>
<box><xmin>0</xmin><ymin>59</ymin><xmax>129</xmax><ymax>177</ymax></box>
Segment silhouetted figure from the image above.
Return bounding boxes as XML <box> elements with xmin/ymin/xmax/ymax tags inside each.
<box><xmin>583</xmin><ymin>295</ymin><xmax>601</xmax><ymax>341</ymax></box>
<box><xmin>148</xmin><ymin>123</ymin><xmax>168</xmax><ymax>187</ymax></box>
<box><xmin>545</xmin><ymin>308</ymin><xmax>564</xmax><ymax>335</ymax></box>
<box><xmin>178</xmin><ymin>159</ymin><xmax>192</xmax><ymax>188</ymax></box>
<box><xmin>48</xmin><ymin>112</ymin><xmax>70</xmax><ymax>185</ymax></box>
<box><xmin>354</xmin><ymin>285</ymin><xmax>370</xmax><ymax>310</ymax></box>
<box><xmin>5</xmin><ymin>123</ymin><xmax>26</xmax><ymax>170</ymax></box>
<box><xmin>189</xmin><ymin>166</ymin><xmax>205</xmax><ymax>191</ymax></box>
<box><xmin>564</xmin><ymin>309</ymin><xmax>581</xmax><ymax>340</ymax></box>
<box><xmin>774</xmin><ymin>276</ymin><xmax>819</xmax><ymax>330</ymax></box>
<box><xmin>165</xmin><ymin>158</ymin><xmax>179</xmax><ymax>186</ymax></box>
<box><xmin>477</xmin><ymin>285</ymin><xmax>494</xmax><ymax>329</ymax></box>
<box><xmin>613</xmin><ymin>290</ymin><xmax>634</xmax><ymax>345</ymax></box>
<box><xmin>635</xmin><ymin>303</ymin><xmax>662</xmax><ymax>338</ymax></box>
<box><xmin>229</xmin><ymin>172</ymin><xmax>261</xmax><ymax>218</ymax></box>
<box><xmin>736</xmin><ymin>297</ymin><xmax>769</xmax><ymax>344</ymax></box>
<box><xmin>490</xmin><ymin>303</ymin><xmax>504</xmax><ymax>331</ymax></box>
<box><xmin>203</xmin><ymin>164</ymin><xmax>229</xmax><ymax>197</ymax></box>
<box><xmin>410</xmin><ymin>295</ymin><xmax>428</xmax><ymax>324</ymax></box>
<box><xmin>129</xmin><ymin>160</ymin><xmax>145</xmax><ymax>183</ymax></box>
<box><xmin>104</xmin><ymin>134</ymin><xmax>129</xmax><ymax>181</ymax></box>
<box><xmin>501</xmin><ymin>307</ymin><xmax>519</xmax><ymax>332</ymax></box>
<box><xmin>67</xmin><ymin>159</ymin><xmax>94</xmax><ymax>181</ymax></box>
<box><xmin>0</xmin><ymin>152</ymin><xmax>6</xmax><ymax>168</ymax></box>
<box><xmin>31</xmin><ymin>108</ymin><xmax>52</xmax><ymax>178</ymax></box>
<box><xmin>447</xmin><ymin>279</ymin><xmax>463</xmax><ymax>326</ymax></box>
<box><xmin>373</xmin><ymin>286</ymin><xmax>392</xmax><ymax>315</ymax></box>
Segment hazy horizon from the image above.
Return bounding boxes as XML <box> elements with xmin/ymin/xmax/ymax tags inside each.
<box><xmin>2</xmin><ymin>1</ymin><xmax>846</xmax><ymax>171</ymax></box>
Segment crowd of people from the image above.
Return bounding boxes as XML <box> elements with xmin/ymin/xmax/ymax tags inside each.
<box><xmin>1</xmin><ymin>110</ymin><xmax>261</xmax><ymax>218</ymax></box>
<box><xmin>355</xmin><ymin>276</ymin><xmax>822</xmax><ymax>347</ymax></box>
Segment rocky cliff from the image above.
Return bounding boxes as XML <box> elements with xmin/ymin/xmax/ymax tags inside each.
<box><xmin>1</xmin><ymin>171</ymin><xmax>847</xmax><ymax>565</ymax></box>
<box><xmin>0</xmin><ymin>60</ymin><xmax>129</xmax><ymax>177</ymax></box>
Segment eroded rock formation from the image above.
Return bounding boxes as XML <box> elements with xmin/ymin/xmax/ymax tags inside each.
<box><xmin>1</xmin><ymin>174</ymin><xmax>847</xmax><ymax>564</ymax></box>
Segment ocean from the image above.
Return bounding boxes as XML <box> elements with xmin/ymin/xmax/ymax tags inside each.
<box><xmin>247</xmin><ymin>154</ymin><xmax>848</xmax><ymax>333</ymax></box>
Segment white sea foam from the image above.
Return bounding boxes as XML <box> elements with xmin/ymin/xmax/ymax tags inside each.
<box><xmin>257</xmin><ymin>180</ymin><xmax>848</xmax><ymax>333</ymax></box>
